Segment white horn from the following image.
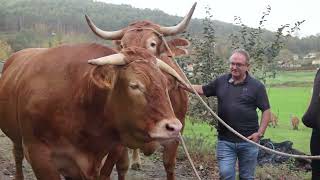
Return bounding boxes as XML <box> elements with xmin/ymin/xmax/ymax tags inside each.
<box><xmin>88</xmin><ymin>53</ymin><xmax>126</xmax><ymax>66</ymax></box>
<box><xmin>156</xmin><ymin>58</ymin><xmax>190</xmax><ymax>88</ymax></box>
<box><xmin>85</xmin><ymin>15</ymin><xmax>124</xmax><ymax>40</ymax></box>
<box><xmin>159</xmin><ymin>2</ymin><xmax>197</xmax><ymax>36</ymax></box>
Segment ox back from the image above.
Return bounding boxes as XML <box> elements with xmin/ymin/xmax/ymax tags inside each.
<box><xmin>0</xmin><ymin>43</ymin><xmax>117</xmax><ymax>144</ymax></box>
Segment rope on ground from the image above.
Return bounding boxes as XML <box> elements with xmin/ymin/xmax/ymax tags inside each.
<box><xmin>179</xmin><ymin>133</ymin><xmax>202</xmax><ymax>180</ymax></box>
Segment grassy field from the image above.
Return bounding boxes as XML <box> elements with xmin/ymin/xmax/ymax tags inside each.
<box><xmin>266</xmin><ymin>86</ymin><xmax>312</xmax><ymax>153</ymax></box>
<box><xmin>266</xmin><ymin>70</ymin><xmax>316</xmax><ymax>87</ymax></box>
<box><xmin>184</xmin><ymin>70</ymin><xmax>317</xmax><ymax>154</ymax></box>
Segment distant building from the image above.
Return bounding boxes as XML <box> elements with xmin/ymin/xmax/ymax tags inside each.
<box><xmin>304</xmin><ymin>52</ymin><xmax>317</xmax><ymax>59</ymax></box>
<box><xmin>312</xmin><ymin>59</ymin><xmax>320</xmax><ymax>65</ymax></box>
<box><xmin>279</xmin><ymin>64</ymin><xmax>302</xmax><ymax>68</ymax></box>
<box><xmin>293</xmin><ymin>54</ymin><xmax>299</xmax><ymax>61</ymax></box>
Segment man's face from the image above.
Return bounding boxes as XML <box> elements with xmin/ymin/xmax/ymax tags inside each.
<box><xmin>229</xmin><ymin>52</ymin><xmax>249</xmax><ymax>79</ymax></box>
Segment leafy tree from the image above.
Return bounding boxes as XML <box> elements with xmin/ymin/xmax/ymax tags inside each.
<box><xmin>274</xmin><ymin>49</ymin><xmax>295</xmax><ymax>64</ymax></box>
<box><xmin>229</xmin><ymin>5</ymin><xmax>305</xmax><ymax>84</ymax></box>
<box><xmin>183</xmin><ymin>6</ymin><xmax>228</xmax><ymax>126</ymax></box>
<box><xmin>8</xmin><ymin>29</ymin><xmax>45</xmax><ymax>51</ymax></box>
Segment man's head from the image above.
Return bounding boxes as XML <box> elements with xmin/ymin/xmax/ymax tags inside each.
<box><xmin>229</xmin><ymin>49</ymin><xmax>250</xmax><ymax>80</ymax></box>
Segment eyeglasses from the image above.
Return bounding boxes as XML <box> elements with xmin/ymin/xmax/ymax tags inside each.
<box><xmin>230</xmin><ymin>62</ymin><xmax>247</xmax><ymax>68</ymax></box>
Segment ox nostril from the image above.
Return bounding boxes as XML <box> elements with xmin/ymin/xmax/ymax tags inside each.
<box><xmin>165</xmin><ymin>123</ymin><xmax>176</xmax><ymax>132</ymax></box>
<box><xmin>149</xmin><ymin>119</ymin><xmax>182</xmax><ymax>139</ymax></box>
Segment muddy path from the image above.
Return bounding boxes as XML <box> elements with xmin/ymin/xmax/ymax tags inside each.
<box><xmin>0</xmin><ymin>130</ymin><xmax>219</xmax><ymax>180</ymax></box>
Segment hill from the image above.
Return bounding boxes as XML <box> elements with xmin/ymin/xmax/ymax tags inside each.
<box><xmin>0</xmin><ymin>0</ymin><xmax>319</xmax><ymax>56</ymax></box>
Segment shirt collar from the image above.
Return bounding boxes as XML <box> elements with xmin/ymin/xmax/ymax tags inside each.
<box><xmin>228</xmin><ymin>71</ymin><xmax>250</xmax><ymax>85</ymax></box>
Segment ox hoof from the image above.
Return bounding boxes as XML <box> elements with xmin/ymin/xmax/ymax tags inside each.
<box><xmin>131</xmin><ymin>163</ymin><xmax>141</xmax><ymax>170</ymax></box>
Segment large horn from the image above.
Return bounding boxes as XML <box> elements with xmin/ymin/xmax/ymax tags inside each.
<box><xmin>88</xmin><ymin>53</ymin><xmax>126</xmax><ymax>65</ymax></box>
<box><xmin>156</xmin><ymin>58</ymin><xmax>190</xmax><ymax>89</ymax></box>
<box><xmin>159</xmin><ymin>2</ymin><xmax>197</xmax><ymax>36</ymax></box>
<box><xmin>85</xmin><ymin>15</ymin><xmax>124</xmax><ymax>40</ymax></box>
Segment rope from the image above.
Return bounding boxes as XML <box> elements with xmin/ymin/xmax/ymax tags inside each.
<box><xmin>179</xmin><ymin>133</ymin><xmax>202</xmax><ymax>180</ymax></box>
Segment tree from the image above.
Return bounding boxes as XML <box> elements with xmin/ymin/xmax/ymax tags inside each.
<box><xmin>229</xmin><ymin>5</ymin><xmax>305</xmax><ymax>84</ymax></box>
<box><xmin>183</xmin><ymin>6</ymin><xmax>228</xmax><ymax>127</ymax></box>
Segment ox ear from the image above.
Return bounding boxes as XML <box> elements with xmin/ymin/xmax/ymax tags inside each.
<box><xmin>161</xmin><ymin>38</ymin><xmax>190</xmax><ymax>57</ymax></box>
<box><xmin>113</xmin><ymin>40</ymin><xmax>122</xmax><ymax>51</ymax></box>
<box><xmin>90</xmin><ymin>66</ymin><xmax>117</xmax><ymax>90</ymax></box>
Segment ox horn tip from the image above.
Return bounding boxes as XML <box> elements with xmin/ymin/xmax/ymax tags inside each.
<box><xmin>192</xmin><ymin>2</ymin><xmax>197</xmax><ymax>9</ymax></box>
<box><xmin>88</xmin><ymin>59</ymin><xmax>97</xmax><ymax>65</ymax></box>
<box><xmin>189</xmin><ymin>2</ymin><xmax>197</xmax><ymax>16</ymax></box>
<box><xmin>85</xmin><ymin>14</ymin><xmax>92</xmax><ymax>24</ymax></box>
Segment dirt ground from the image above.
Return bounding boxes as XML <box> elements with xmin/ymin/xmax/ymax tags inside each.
<box><xmin>0</xmin><ymin>130</ymin><xmax>219</xmax><ymax>180</ymax></box>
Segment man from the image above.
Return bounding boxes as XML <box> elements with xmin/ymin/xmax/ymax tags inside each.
<box><xmin>186</xmin><ymin>49</ymin><xmax>270</xmax><ymax>180</ymax></box>
<box><xmin>302</xmin><ymin>69</ymin><xmax>320</xmax><ymax>180</ymax></box>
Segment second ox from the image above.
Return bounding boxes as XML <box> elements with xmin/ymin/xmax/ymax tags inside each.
<box><xmin>85</xmin><ymin>2</ymin><xmax>196</xmax><ymax>180</ymax></box>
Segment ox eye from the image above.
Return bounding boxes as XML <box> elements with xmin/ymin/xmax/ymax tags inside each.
<box><xmin>129</xmin><ymin>82</ymin><xmax>140</xmax><ymax>90</ymax></box>
<box><xmin>150</xmin><ymin>42</ymin><xmax>156</xmax><ymax>47</ymax></box>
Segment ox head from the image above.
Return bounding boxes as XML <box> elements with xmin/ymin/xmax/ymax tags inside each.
<box><xmin>85</xmin><ymin>3</ymin><xmax>196</xmax><ymax>57</ymax></box>
<box><xmin>88</xmin><ymin>48</ymin><xmax>188</xmax><ymax>148</ymax></box>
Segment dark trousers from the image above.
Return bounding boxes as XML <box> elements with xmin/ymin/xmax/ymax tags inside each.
<box><xmin>311</xmin><ymin>130</ymin><xmax>320</xmax><ymax>180</ymax></box>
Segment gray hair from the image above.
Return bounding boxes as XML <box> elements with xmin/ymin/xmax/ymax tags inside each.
<box><xmin>230</xmin><ymin>49</ymin><xmax>250</xmax><ymax>63</ymax></box>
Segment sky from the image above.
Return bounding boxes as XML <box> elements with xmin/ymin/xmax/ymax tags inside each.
<box><xmin>99</xmin><ymin>0</ymin><xmax>319</xmax><ymax>38</ymax></box>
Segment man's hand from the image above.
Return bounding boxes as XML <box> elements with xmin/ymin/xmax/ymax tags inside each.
<box><xmin>178</xmin><ymin>83</ymin><xmax>194</xmax><ymax>93</ymax></box>
<box><xmin>247</xmin><ymin>132</ymin><xmax>262</xmax><ymax>143</ymax></box>
<box><xmin>178</xmin><ymin>84</ymin><xmax>204</xmax><ymax>95</ymax></box>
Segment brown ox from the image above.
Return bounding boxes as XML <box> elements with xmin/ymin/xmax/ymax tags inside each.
<box><xmin>269</xmin><ymin>112</ymin><xmax>278</xmax><ymax>128</ymax></box>
<box><xmin>290</xmin><ymin>115</ymin><xmax>300</xmax><ymax>130</ymax></box>
<box><xmin>85</xmin><ymin>3</ymin><xmax>196</xmax><ymax>180</ymax></box>
<box><xmin>0</xmin><ymin>45</ymin><xmax>188</xmax><ymax>180</ymax></box>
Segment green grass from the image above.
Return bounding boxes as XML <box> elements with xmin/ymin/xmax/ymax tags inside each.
<box><xmin>183</xmin><ymin>118</ymin><xmax>216</xmax><ymax>145</ymax></box>
<box><xmin>184</xmin><ymin>70</ymin><xmax>317</xmax><ymax>154</ymax></box>
<box><xmin>266</xmin><ymin>70</ymin><xmax>316</xmax><ymax>87</ymax></box>
<box><xmin>266</xmin><ymin>86</ymin><xmax>312</xmax><ymax>153</ymax></box>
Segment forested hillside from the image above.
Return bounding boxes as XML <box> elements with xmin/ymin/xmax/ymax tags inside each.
<box><xmin>0</xmin><ymin>0</ymin><xmax>241</xmax><ymax>35</ymax></box>
<box><xmin>0</xmin><ymin>0</ymin><xmax>319</xmax><ymax>57</ymax></box>
<box><xmin>0</xmin><ymin>0</ymin><xmax>236</xmax><ymax>51</ymax></box>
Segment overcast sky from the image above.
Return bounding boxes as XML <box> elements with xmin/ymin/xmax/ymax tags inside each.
<box><xmin>99</xmin><ymin>0</ymin><xmax>319</xmax><ymax>38</ymax></box>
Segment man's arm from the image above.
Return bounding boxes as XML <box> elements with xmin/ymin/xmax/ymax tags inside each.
<box><xmin>258</xmin><ymin>109</ymin><xmax>271</xmax><ymax>137</ymax></box>
<box><xmin>248</xmin><ymin>108</ymin><xmax>270</xmax><ymax>142</ymax></box>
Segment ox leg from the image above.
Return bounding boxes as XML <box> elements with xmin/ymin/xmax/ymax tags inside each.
<box><xmin>130</xmin><ymin>149</ymin><xmax>141</xmax><ymax>170</ymax></box>
<box><xmin>99</xmin><ymin>155</ymin><xmax>115</xmax><ymax>180</ymax></box>
<box><xmin>116</xmin><ymin>147</ymin><xmax>129</xmax><ymax>180</ymax></box>
<box><xmin>99</xmin><ymin>145</ymin><xmax>127</xmax><ymax>180</ymax></box>
<box><xmin>25</xmin><ymin>144</ymin><xmax>61</xmax><ymax>180</ymax></box>
<box><xmin>163</xmin><ymin>140</ymin><xmax>179</xmax><ymax>180</ymax></box>
<box><xmin>13</xmin><ymin>144</ymin><xmax>24</xmax><ymax>180</ymax></box>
